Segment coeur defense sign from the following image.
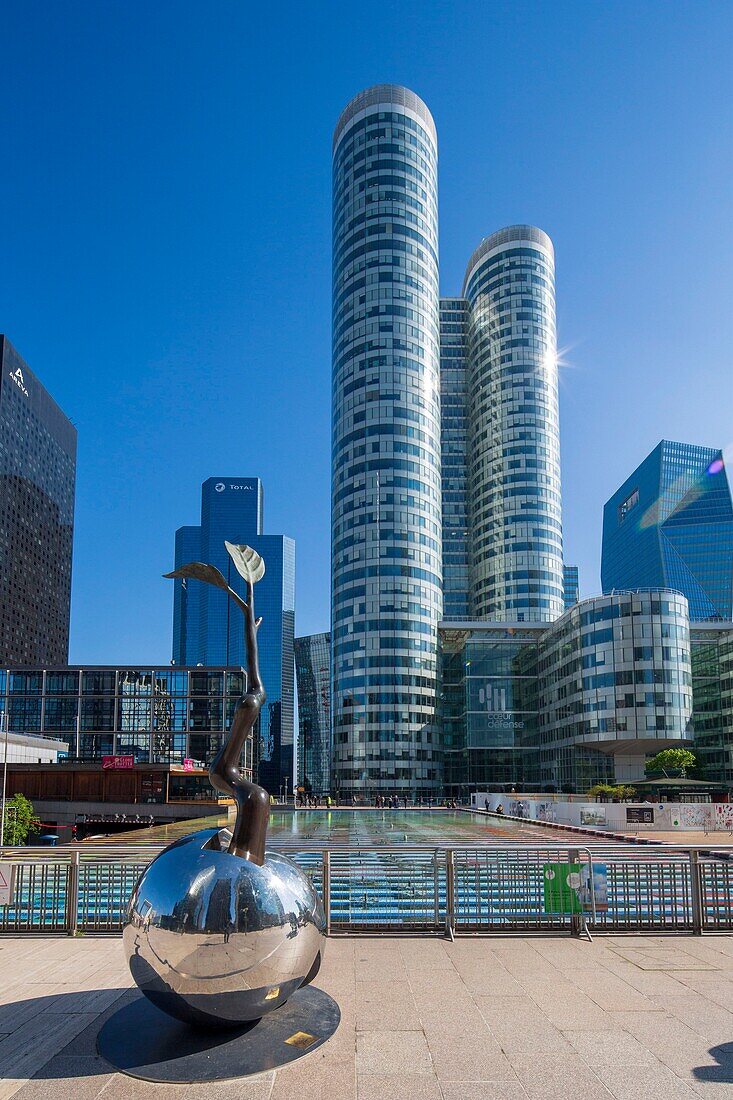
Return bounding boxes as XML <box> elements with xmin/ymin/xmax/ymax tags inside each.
<box><xmin>102</xmin><ymin>756</ymin><xmax>135</xmax><ymax>769</ymax></box>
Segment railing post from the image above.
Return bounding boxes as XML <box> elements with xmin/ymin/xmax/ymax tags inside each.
<box><xmin>67</xmin><ymin>851</ymin><xmax>80</xmax><ymax>937</ymax></box>
<box><xmin>689</xmin><ymin>849</ymin><xmax>703</xmax><ymax>935</ymax></box>
<box><xmin>445</xmin><ymin>848</ymin><xmax>455</xmax><ymax>940</ymax></box>
<box><xmin>569</xmin><ymin>848</ymin><xmax>581</xmax><ymax>937</ymax></box>
<box><xmin>322</xmin><ymin>850</ymin><xmax>331</xmax><ymax>936</ymax></box>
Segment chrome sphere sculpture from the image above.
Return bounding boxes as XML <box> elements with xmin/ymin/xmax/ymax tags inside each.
<box><xmin>123</xmin><ymin>543</ymin><xmax>326</xmax><ymax>1029</ymax></box>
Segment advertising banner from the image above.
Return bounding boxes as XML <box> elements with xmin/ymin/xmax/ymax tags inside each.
<box><xmin>543</xmin><ymin>862</ymin><xmax>608</xmax><ymax>914</ymax></box>
<box><xmin>626</xmin><ymin>807</ymin><xmax>654</xmax><ymax>824</ymax></box>
<box><xmin>543</xmin><ymin>863</ymin><xmax>582</xmax><ymax>914</ymax></box>
<box><xmin>580</xmin><ymin>807</ymin><xmax>607</xmax><ymax>826</ymax></box>
<box><xmin>579</xmin><ymin>863</ymin><xmax>608</xmax><ymax>912</ymax></box>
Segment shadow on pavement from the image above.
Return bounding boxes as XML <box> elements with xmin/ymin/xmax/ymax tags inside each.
<box><xmin>0</xmin><ymin>987</ymin><xmax>135</xmax><ymax>1081</ymax></box>
<box><xmin>694</xmin><ymin>1042</ymin><xmax>733</xmax><ymax>1083</ymax></box>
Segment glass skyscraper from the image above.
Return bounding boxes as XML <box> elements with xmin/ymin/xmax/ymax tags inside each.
<box><xmin>601</xmin><ymin>441</ymin><xmax>733</xmax><ymax>621</ymax></box>
<box><xmin>294</xmin><ymin>631</ymin><xmax>331</xmax><ymax>794</ymax></box>
<box><xmin>440</xmin><ymin>299</ymin><xmax>469</xmax><ymax>620</ymax></box>
<box><xmin>691</xmin><ymin>624</ymin><xmax>733</xmax><ymax>783</ymax></box>
<box><xmin>331</xmin><ymin>85</ymin><xmax>443</xmax><ymax>796</ymax></box>
<box><xmin>172</xmin><ymin>478</ymin><xmax>295</xmax><ymax>794</ymax></box>
<box><xmin>0</xmin><ymin>337</ymin><xmax>77</xmax><ymax>666</ymax></box>
<box><xmin>563</xmin><ymin>564</ymin><xmax>579</xmax><ymax>610</ymax></box>
<box><xmin>463</xmin><ymin>227</ymin><xmax>564</xmax><ymax>621</ymax></box>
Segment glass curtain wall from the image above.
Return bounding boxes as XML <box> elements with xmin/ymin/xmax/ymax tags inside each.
<box><xmin>440</xmin><ymin>298</ymin><xmax>469</xmax><ymax>620</ymax></box>
<box><xmin>0</xmin><ymin>667</ymin><xmax>245</xmax><ymax>765</ymax></box>
<box><xmin>331</xmin><ymin>85</ymin><xmax>443</xmax><ymax>796</ymax></box>
<box><xmin>463</xmin><ymin>227</ymin><xmax>563</xmax><ymax>622</ymax></box>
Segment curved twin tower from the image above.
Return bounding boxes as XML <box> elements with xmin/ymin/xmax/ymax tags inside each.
<box><xmin>331</xmin><ymin>85</ymin><xmax>564</xmax><ymax>800</ymax></box>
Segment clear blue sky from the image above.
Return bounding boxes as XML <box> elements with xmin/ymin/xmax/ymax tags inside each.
<box><xmin>2</xmin><ymin>1</ymin><xmax>732</xmax><ymax>663</ymax></box>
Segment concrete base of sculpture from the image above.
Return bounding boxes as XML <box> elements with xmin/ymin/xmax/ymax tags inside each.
<box><xmin>97</xmin><ymin>985</ymin><xmax>340</xmax><ymax>1082</ymax></box>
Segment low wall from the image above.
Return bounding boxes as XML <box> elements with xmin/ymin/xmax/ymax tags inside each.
<box><xmin>28</xmin><ymin>798</ymin><xmax>220</xmax><ymax>833</ymax></box>
<box><xmin>470</xmin><ymin>792</ymin><xmax>733</xmax><ymax>832</ymax></box>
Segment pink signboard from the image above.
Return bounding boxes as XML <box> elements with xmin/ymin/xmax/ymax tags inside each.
<box><xmin>102</xmin><ymin>755</ymin><xmax>135</xmax><ymax>770</ymax></box>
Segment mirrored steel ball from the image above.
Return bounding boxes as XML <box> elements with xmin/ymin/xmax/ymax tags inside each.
<box><xmin>123</xmin><ymin>827</ymin><xmax>326</xmax><ymax>1028</ymax></box>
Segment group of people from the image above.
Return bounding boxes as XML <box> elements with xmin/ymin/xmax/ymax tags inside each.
<box><xmin>484</xmin><ymin>798</ymin><xmax>524</xmax><ymax>818</ymax></box>
<box><xmin>374</xmin><ymin>794</ymin><xmax>407</xmax><ymax>809</ymax></box>
<box><xmin>292</xmin><ymin>792</ymin><xmax>463</xmax><ymax>810</ymax></box>
<box><xmin>373</xmin><ymin>795</ymin><xmax>461</xmax><ymax>809</ymax></box>
<box><xmin>295</xmin><ymin>792</ymin><xmax>333</xmax><ymax>808</ymax></box>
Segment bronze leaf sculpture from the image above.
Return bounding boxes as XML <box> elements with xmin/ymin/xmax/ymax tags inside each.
<box><xmin>164</xmin><ymin>542</ymin><xmax>268</xmax><ymax>864</ymax></box>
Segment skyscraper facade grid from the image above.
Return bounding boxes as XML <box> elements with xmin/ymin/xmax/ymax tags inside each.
<box><xmin>294</xmin><ymin>632</ymin><xmax>331</xmax><ymax>794</ymax></box>
<box><xmin>463</xmin><ymin>227</ymin><xmax>564</xmax><ymax>622</ymax></box>
<box><xmin>601</xmin><ymin>441</ymin><xmax>733</xmax><ymax>621</ymax></box>
<box><xmin>441</xmin><ymin>590</ymin><xmax>694</xmax><ymax>796</ymax></box>
<box><xmin>0</xmin><ymin>665</ymin><xmax>245</xmax><ymax>764</ymax></box>
<box><xmin>563</xmin><ymin>564</ymin><xmax>580</xmax><ymax>611</ymax></box>
<box><xmin>690</xmin><ymin>624</ymin><xmax>733</xmax><ymax>783</ymax></box>
<box><xmin>331</xmin><ymin>85</ymin><xmax>443</xmax><ymax>796</ymax></box>
<box><xmin>440</xmin><ymin>298</ymin><xmax>470</xmax><ymax>621</ymax></box>
<box><xmin>0</xmin><ymin>337</ymin><xmax>77</xmax><ymax>667</ymax></box>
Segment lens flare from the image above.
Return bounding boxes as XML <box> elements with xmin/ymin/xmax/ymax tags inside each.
<box><xmin>708</xmin><ymin>458</ymin><xmax>724</xmax><ymax>475</ymax></box>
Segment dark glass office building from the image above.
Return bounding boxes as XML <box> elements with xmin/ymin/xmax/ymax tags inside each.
<box><xmin>0</xmin><ymin>665</ymin><xmax>246</xmax><ymax>765</ymax></box>
<box><xmin>294</xmin><ymin>632</ymin><xmax>331</xmax><ymax>794</ymax></box>
<box><xmin>602</xmin><ymin>441</ymin><xmax>733</xmax><ymax>621</ymax></box>
<box><xmin>0</xmin><ymin>338</ymin><xmax>77</xmax><ymax>666</ymax></box>
<box><xmin>690</xmin><ymin>625</ymin><xmax>733</xmax><ymax>783</ymax></box>
<box><xmin>441</xmin><ymin>624</ymin><xmax>540</xmax><ymax>793</ymax></box>
<box><xmin>172</xmin><ymin>478</ymin><xmax>295</xmax><ymax>795</ymax></box>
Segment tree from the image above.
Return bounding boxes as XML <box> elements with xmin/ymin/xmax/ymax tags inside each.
<box><xmin>587</xmin><ymin>783</ymin><xmax>638</xmax><ymax>802</ymax></box>
<box><xmin>644</xmin><ymin>748</ymin><xmax>697</xmax><ymax>777</ymax></box>
<box><xmin>587</xmin><ymin>783</ymin><xmax>617</xmax><ymax>802</ymax></box>
<box><xmin>2</xmin><ymin>793</ymin><xmax>39</xmax><ymax>845</ymax></box>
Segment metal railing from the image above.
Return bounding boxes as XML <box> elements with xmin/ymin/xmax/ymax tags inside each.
<box><xmin>1</xmin><ymin>843</ymin><xmax>732</xmax><ymax>935</ymax></box>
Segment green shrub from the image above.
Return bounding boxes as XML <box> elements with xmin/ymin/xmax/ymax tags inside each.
<box><xmin>2</xmin><ymin>794</ymin><xmax>39</xmax><ymax>845</ymax></box>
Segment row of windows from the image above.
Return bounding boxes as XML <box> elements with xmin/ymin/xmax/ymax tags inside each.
<box><xmin>0</xmin><ymin>670</ymin><xmax>245</xmax><ymax>697</ymax></box>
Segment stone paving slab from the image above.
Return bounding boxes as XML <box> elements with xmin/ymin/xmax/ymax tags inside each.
<box><xmin>2</xmin><ymin>935</ymin><xmax>733</xmax><ymax>1098</ymax></box>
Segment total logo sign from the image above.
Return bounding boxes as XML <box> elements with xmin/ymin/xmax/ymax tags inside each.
<box><xmin>214</xmin><ymin>482</ymin><xmax>253</xmax><ymax>492</ymax></box>
<box><xmin>8</xmin><ymin>367</ymin><xmax>28</xmax><ymax>397</ymax></box>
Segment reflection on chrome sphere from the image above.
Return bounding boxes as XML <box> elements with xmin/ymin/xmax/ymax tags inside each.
<box><xmin>123</xmin><ymin>827</ymin><xmax>326</xmax><ymax>1028</ymax></box>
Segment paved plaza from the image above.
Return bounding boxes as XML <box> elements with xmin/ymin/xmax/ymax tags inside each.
<box><xmin>3</xmin><ymin>935</ymin><xmax>733</xmax><ymax>1098</ymax></box>
<box><xmin>640</xmin><ymin>832</ymin><xmax>733</xmax><ymax>847</ymax></box>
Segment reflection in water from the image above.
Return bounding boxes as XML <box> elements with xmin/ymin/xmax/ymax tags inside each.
<box><xmin>90</xmin><ymin>809</ymin><xmax>565</xmax><ymax>849</ymax></box>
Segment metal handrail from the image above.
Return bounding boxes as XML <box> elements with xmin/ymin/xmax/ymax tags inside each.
<box><xmin>1</xmin><ymin>841</ymin><xmax>733</xmax><ymax>936</ymax></box>
<box><xmin>3</xmin><ymin>841</ymin><xmax>733</xmax><ymax>856</ymax></box>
